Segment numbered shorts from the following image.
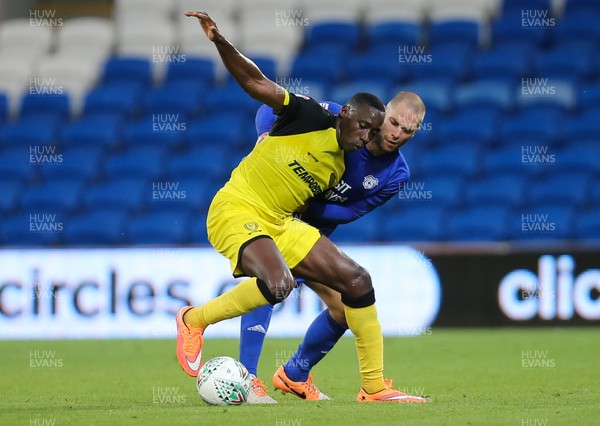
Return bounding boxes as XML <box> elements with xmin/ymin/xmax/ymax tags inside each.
<box><xmin>206</xmin><ymin>192</ymin><xmax>321</xmax><ymax>277</ymax></box>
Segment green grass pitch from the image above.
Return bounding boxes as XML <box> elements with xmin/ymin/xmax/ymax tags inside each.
<box><xmin>1</xmin><ymin>328</ymin><xmax>598</xmax><ymax>425</ymax></box>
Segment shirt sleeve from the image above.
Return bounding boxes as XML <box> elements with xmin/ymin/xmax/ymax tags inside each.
<box><xmin>303</xmin><ymin>168</ymin><xmax>410</xmax><ymax>224</ymax></box>
<box><xmin>255</xmin><ymin>100</ymin><xmax>342</xmax><ymax>137</ymax></box>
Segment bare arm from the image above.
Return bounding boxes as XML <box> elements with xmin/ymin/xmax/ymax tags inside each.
<box><xmin>185</xmin><ymin>11</ymin><xmax>285</xmax><ymax>110</ymax></box>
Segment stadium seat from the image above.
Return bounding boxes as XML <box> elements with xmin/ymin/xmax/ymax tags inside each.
<box><xmin>578</xmin><ymin>81</ymin><xmax>600</xmax><ymax>109</ymax></box>
<box><xmin>555</xmin><ymin>11</ymin><xmax>600</xmax><ymax>44</ymax></box>
<box><xmin>453</xmin><ymin>79</ymin><xmax>515</xmax><ymax>112</ymax></box>
<box><xmin>564</xmin><ymin>0</ymin><xmax>600</xmax><ymax>15</ymax></box>
<box><xmin>345</xmin><ymin>47</ymin><xmax>407</xmax><ymax>86</ymax></box>
<box><xmin>499</xmin><ymin>107</ymin><xmax>563</xmax><ymax>142</ymax></box>
<box><xmin>188</xmin><ymin>212</ymin><xmax>209</xmax><ymax>245</ymax></box>
<box><xmin>574</xmin><ymin>210</ymin><xmax>600</xmax><ymax>241</ymax></box>
<box><xmin>168</xmin><ymin>145</ymin><xmax>239</xmax><ymax>181</ymax></box>
<box><xmin>366</xmin><ymin>21</ymin><xmax>422</xmax><ymax>46</ymax></box>
<box><xmin>406</xmin><ymin>174</ymin><xmax>465</xmax><ymax>208</ymax></box>
<box><xmin>562</xmin><ymin>109</ymin><xmax>600</xmax><ymax>140</ymax></box>
<box><xmin>83</xmin><ymin>178</ymin><xmax>148</xmax><ymax>213</ymax></box>
<box><xmin>445</xmin><ymin>206</ymin><xmax>511</xmax><ymax>241</ymax></box>
<box><xmin>527</xmin><ymin>174</ymin><xmax>590</xmax><ymax>206</ymax></box>
<box><xmin>365</xmin><ymin>0</ymin><xmax>426</xmax><ymax>23</ymax></box>
<box><xmin>0</xmin><ymin>18</ymin><xmax>53</xmax><ymax>57</ymax></box>
<box><xmin>62</xmin><ymin>210</ymin><xmax>129</xmax><ymax>245</ymax></box>
<box><xmin>84</xmin><ymin>83</ymin><xmax>143</xmax><ymax>117</ymax></box>
<box><xmin>329</xmin><ymin>211</ymin><xmax>383</xmax><ymax>243</ymax></box>
<box><xmin>403</xmin><ymin>46</ymin><xmax>471</xmax><ymax>85</ymax></box>
<box><xmin>115</xmin><ymin>0</ymin><xmax>174</xmax><ymax>22</ymax></box>
<box><xmin>289</xmin><ymin>51</ymin><xmax>345</xmax><ymax>86</ymax></box>
<box><xmin>471</xmin><ymin>43</ymin><xmax>532</xmax><ymax>81</ymax></box>
<box><xmin>304</xmin><ymin>22</ymin><xmax>361</xmax><ymax>53</ymax></box>
<box><xmin>0</xmin><ymin>147</ymin><xmax>35</xmax><ymax>181</ymax></box>
<box><xmin>481</xmin><ymin>145</ymin><xmax>538</xmax><ymax>176</ymax></box>
<box><xmin>501</xmin><ymin>0</ymin><xmax>552</xmax><ymax>14</ymax></box>
<box><xmin>0</xmin><ymin>179</ymin><xmax>21</xmax><ymax>214</ymax></box>
<box><xmin>509</xmin><ymin>204</ymin><xmax>575</xmax><ymax>241</ymax></box>
<box><xmin>516</xmin><ymin>79</ymin><xmax>576</xmax><ymax>110</ymax></box>
<box><xmin>20</xmin><ymin>179</ymin><xmax>84</xmax><ymax>213</ymax></box>
<box><xmin>20</xmin><ymin>93</ymin><xmax>71</xmax><ymax>120</ymax></box>
<box><xmin>37</xmin><ymin>146</ymin><xmax>103</xmax><ymax>181</ymax></box>
<box><xmin>491</xmin><ymin>11</ymin><xmax>552</xmax><ymax>48</ymax></box>
<box><xmin>184</xmin><ymin>114</ymin><xmax>248</xmax><ymax>151</ymax></box>
<box><xmin>464</xmin><ymin>175</ymin><xmax>526</xmax><ymax>208</ymax></box>
<box><xmin>531</xmin><ymin>44</ymin><xmax>594</xmax><ymax>84</ymax></box>
<box><xmin>117</xmin><ymin>17</ymin><xmax>176</xmax><ymax>63</ymax></box>
<box><xmin>0</xmin><ymin>93</ymin><xmax>8</xmax><ymax>122</ymax></box>
<box><xmin>164</xmin><ymin>58</ymin><xmax>216</xmax><ymax>86</ymax></box>
<box><xmin>202</xmin><ymin>86</ymin><xmax>262</xmax><ymax>120</ymax></box>
<box><xmin>150</xmin><ymin>177</ymin><xmax>214</xmax><ymax>211</ymax></box>
<box><xmin>103</xmin><ymin>146</ymin><xmax>166</xmax><ymax>180</ymax></box>
<box><xmin>553</xmin><ymin>145</ymin><xmax>600</xmax><ymax>175</ymax></box>
<box><xmin>428</xmin><ymin>20</ymin><xmax>481</xmax><ymax>49</ymax></box>
<box><xmin>57</xmin><ymin>17</ymin><xmax>114</xmax><ymax>53</ymax></box>
<box><xmin>101</xmin><ymin>57</ymin><xmax>152</xmax><ymax>87</ymax></box>
<box><xmin>436</xmin><ymin>109</ymin><xmax>500</xmax><ymax>143</ymax></box>
<box><xmin>379</xmin><ymin>205</ymin><xmax>447</xmax><ymax>241</ymax></box>
<box><xmin>1</xmin><ymin>214</ymin><xmax>62</xmax><ymax>246</ymax></box>
<box><xmin>126</xmin><ymin>210</ymin><xmax>190</xmax><ymax>244</ymax></box>
<box><xmin>303</xmin><ymin>0</ymin><xmax>363</xmax><ymax>22</ymax></box>
<box><xmin>122</xmin><ymin>117</ymin><xmax>185</xmax><ymax>149</ymax></box>
<box><xmin>60</xmin><ymin>114</ymin><xmax>123</xmax><ymax>149</ymax></box>
<box><xmin>224</xmin><ymin>56</ymin><xmax>278</xmax><ymax>86</ymax></box>
<box><xmin>419</xmin><ymin>144</ymin><xmax>482</xmax><ymax>177</ymax></box>
<box><xmin>0</xmin><ymin>116</ymin><xmax>60</xmax><ymax>147</ymax></box>
<box><xmin>394</xmin><ymin>80</ymin><xmax>453</xmax><ymax>114</ymax></box>
<box><xmin>330</xmin><ymin>81</ymin><xmax>389</xmax><ymax>106</ymax></box>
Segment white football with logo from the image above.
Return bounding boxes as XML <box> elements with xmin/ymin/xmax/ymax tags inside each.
<box><xmin>196</xmin><ymin>356</ymin><xmax>251</xmax><ymax>406</ymax></box>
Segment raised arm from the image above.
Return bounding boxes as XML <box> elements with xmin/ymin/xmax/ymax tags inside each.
<box><xmin>185</xmin><ymin>11</ymin><xmax>285</xmax><ymax>110</ymax></box>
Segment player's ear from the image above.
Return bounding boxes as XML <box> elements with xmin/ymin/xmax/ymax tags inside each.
<box><xmin>339</xmin><ymin>105</ymin><xmax>350</xmax><ymax>118</ymax></box>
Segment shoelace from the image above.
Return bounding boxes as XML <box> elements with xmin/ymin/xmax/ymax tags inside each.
<box><xmin>304</xmin><ymin>375</ymin><xmax>321</xmax><ymax>397</ymax></box>
<box><xmin>182</xmin><ymin>327</ymin><xmax>202</xmax><ymax>353</ymax></box>
<box><xmin>251</xmin><ymin>377</ymin><xmax>269</xmax><ymax>396</ymax></box>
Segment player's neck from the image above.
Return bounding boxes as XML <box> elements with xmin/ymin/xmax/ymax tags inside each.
<box><xmin>366</xmin><ymin>137</ymin><xmax>386</xmax><ymax>157</ymax></box>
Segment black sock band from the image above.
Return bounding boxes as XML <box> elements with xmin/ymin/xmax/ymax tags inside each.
<box><xmin>256</xmin><ymin>278</ymin><xmax>278</xmax><ymax>305</ymax></box>
<box><xmin>342</xmin><ymin>288</ymin><xmax>376</xmax><ymax>308</ymax></box>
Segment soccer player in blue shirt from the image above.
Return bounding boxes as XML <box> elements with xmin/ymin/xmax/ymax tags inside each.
<box><xmin>242</xmin><ymin>92</ymin><xmax>426</xmax><ymax>403</ymax></box>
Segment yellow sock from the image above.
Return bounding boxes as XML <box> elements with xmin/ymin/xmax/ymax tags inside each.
<box><xmin>184</xmin><ymin>278</ymin><xmax>269</xmax><ymax>329</ymax></box>
<box><xmin>344</xmin><ymin>304</ymin><xmax>386</xmax><ymax>394</ymax></box>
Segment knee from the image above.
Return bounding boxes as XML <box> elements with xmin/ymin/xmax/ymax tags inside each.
<box><xmin>341</xmin><ymin>265</ymin><xmax>372</xmax><ymax>300</ymax></box>
<box><xmin>265</xmin><ymin>270</ymin><xmax>296</xmax><ymax>303</ymax></box>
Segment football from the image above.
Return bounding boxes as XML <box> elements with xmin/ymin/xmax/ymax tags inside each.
<box><xmin>196</xmin><ymin>356</ymin><xmax>252</xmax><ymax>406</ymax></box>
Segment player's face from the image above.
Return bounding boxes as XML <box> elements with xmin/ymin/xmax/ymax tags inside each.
<box><xmin>376</xmin><ymin>102</ymin><xmax>423</xmax><ymax>153</ymax></box>
<box><xmin>337</xmin><ymin>105</ymin><xmax>384</xmax><ymax>152</ymax></box>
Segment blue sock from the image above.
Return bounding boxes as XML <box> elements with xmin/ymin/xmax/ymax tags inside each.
<box><xmin>284</xmin><ymin>309</ymin><xmax>348</xmax><ymax>382</ymax></box>
<box><xmin>239</xmin><ymin>304</ymin><xmax>273</xmax><ymax>376</ymax></box>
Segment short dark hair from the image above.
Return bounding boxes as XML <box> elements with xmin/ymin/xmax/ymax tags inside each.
<box><xmin>347</xmin><ymin>92</ymin><xmax>385</xmax><ymax>113</ymax></box>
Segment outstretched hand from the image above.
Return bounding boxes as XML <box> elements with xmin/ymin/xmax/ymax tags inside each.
<box><xmin>185</xmin><ymin>11</ymin><xmax>220</xmax><ymax>41</ymax></box>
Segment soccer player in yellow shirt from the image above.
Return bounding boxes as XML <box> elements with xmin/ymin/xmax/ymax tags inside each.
<box><xmin>177</xmin><ymin>11</ymin><xmax>425</xmax><ymax>403</ymax></box>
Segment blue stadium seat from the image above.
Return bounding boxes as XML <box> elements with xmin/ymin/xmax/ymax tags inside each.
<box><xmin>62</xmin><ymin>209</ymin><xmax>128</xmax><ymax>245</ymax></box>
<box><xmin>150</xmin><ymin>177</ymin><xmax>214</xmax><ymax>210</ymax></box>
<box><xmin>168</xmin><ymin>145</ymin><xmax>239</xmax><ymax>182</ymax></box>
<box><xmin>502</xmin><ymin>0</ymin><xmax>552</xmax><ymax>15</ymax></box>
<box><xmin>453</xmin><ymin>79</ymin><xmax>515</xmax><ymax>112</ymax></box>
<box><xmin>103</xmin><ymin>146</ymin><xmax>166</xmax><ymax>180</ymax></box>
<box><xmin>0</xmin><ymin>116</ymin><xmax>60</xmax><ymax>147</ymax></box>
<box><xmin>126</xmin><ymin>210</ymin><xmax>190</xmax><ymax>244</ymax></box>
<box><xmin>574</xmin><ymin>210</ymin><xmax>600</xmax><ymax>240</ymax></box>
<box><xmin>165</xmin><ymin>57</ymin><xmax>216</xmax><ymax>86</ymax></box>
<box><xmin>509</xmin><ymin>204</ymin><xmax>575</xmax><ymax>240</ymax></box>
<box><xmin>101</xmin><ymin>57</ymin><xmax>152</xmax><ymax>86</ymax></box>
<box><xmin>184</xmin><ymin>113</ymin><xmax>247</xmax><ymax>149</ymax></box>
<box><xmin>482</xmin><ymin>145</ymin><xmax>538</xmax><ymax>175</ymax></box>
<box><xmin>330</xmin><ymin>81</ymin><xmax>389</xmax><ymax>106</ymax></box>
<box><xmin>531</xmin><ymin>45</ymin><xmax>594</xmax><ymax>84</ymax></box>
<box><xmin>437</xmin><ymin>109</ymin><xmax>500</xmax><ymax>143</ymax></box>
<box><xmin>393</xmin><ymin>80</ymin><xmax>453</xmax><ymax>113</ymax></box>
<box><xmin>141</xmin><ymin>82</ymin><xmax>205</xmax><ymax>119</ymax></box>
<box><xmin>419</xmin><ymin>145</ymin><xmax>481</xmax><ymax>177</ymax></box>
<box><xmin>1</xmin><ymin>214</ymin><xmax>62</xmax><ymax>246</ymax></box>
<box><xmin>20</xmin><ymin>93</ymin><xmax>70</xmax><ymax>120</ymax></box>
<box><xmin>83</xmin><ymin>177</ymin><xmax>147</xmax><ymax>212</ymax></box>
<box><xmin>379</xmin><ymin>205</ymin><xmax>447</xmax><ymax>241</ymax></box>
<box><xmin>0</xmin><ymin>147</ymin><xmax>35</xmax><ymax>181</ymax></box>
<box><xmin>578</xmin><ymin>81</ymin><xmax>600</xmax><ymax>109</ymax></box>
<box><xmin>564</xmin><ymin>0</ymin><xmax>600</xmax><ymax>15</ymax></box>
<box><xmin>555</xmin><ymin>11</ymin><xmax>600</xmax><ymax>44</ymax></box>
<box><xmin>0</xmin><ymin>93</ymin><xmax>7</xmax><ymax>122</ymax></box>
<box><xmin>345</xmin><ymin>48</ymin><xmax>405</xmax><ymax>86</ymax></box>
<box><xmin>516</xmin><ymin>79</ymin><xmax>576</xmax><ymax>110</ymax></box>
<box><xmin>403</xmin><ymin>46</ymin><xmax>471</xmax><ymax>84</ymax></box>
<box><xmin>202</xmin><ymin>85</ymin><xmax>262</xmax><ymax>120</ymax></box>
<box><xmin>304</xmin><ymin>22</ymin><xmax>360</xmax><ymax>52</ymax></box>
<box><xmin>464</xmin><ymin>175</ymin><xmax>526</xmax><ymax>208</ymax></box>
<box><xmin>0</xmin><ymin>179</ymin><xmax>21</xmax><ymax>213</ymax></box>
<box><xmin>554</xmin><ymin>145</ymin><xmax>600</xmax><ymax>175</ymax></box>
<box><xmin>290</xmin><ymin>51</ymin><xmax>344</xmax><ymax>86</ymax></box>
<box><xmin>20</xmin><ymin>178</ymin><xmax>84</xmax><ymax>213</ymax></box>
<box><xmin>562</xmin><ymin>109</ymin><xmax>600</xmax><ymax>140</ymax></box>
<box><xmin>329</xmin><ymin>211</ymin><xmax>383</xmax><ymax>243</ymax></box>
<box><xmin>407</xmin><ymin>174</ymin><xmax>465</xmax><ymax>207</ymax></box>
<box><xmin>492</xmin><ymin>11</ymin><xmax>552</xmax><ymax>47</ymax></box>
<box><xmin>429</xmin><ymin>20</ymin><xmax>480</xmax><ymax>49</ymax></box>
<box><xmin>445</xmin><ymin>206</ymin><xmax>511</xmax><ymax>241</ymax></box>
<box><xmin>471</xmin><ymin>43</ymin><xmax>532</xmax><ymax>81</ymax></box>
<box><xmin>367</xmin><ymin>22</ymin><xmax>422</xmax><ymax>47</ymax></box>
<box><xmin>84</xmin><ymin>83</ymin><xmax>143</xmax><ymax>117</ymax></box>
<box><xmin>526</xmin><ymin>173</ymin><xmax>590</xmax><ymax>206</ymax></box>
<box><xmin>60</xmin><ymin>114</ymin><xmax>122</xmax><ymax>149</ymax></box>
<box><xmin>122</xmin><ymin>117</ymin><xmax>185</xmax><ymax>149</ymax></box>
<box><xmin>38</xmin><ymin>146</ymin><xmax>103</xmax><ymax>181</ymax></box>
<box><xmin>499</xmin><ymin>107</ymin><xmax>563</xmax><ymax>142</ymax></box>
<box><xmin>224</xmin><ymin>56</ymin><xmax>277</xmax><ymax>85</ymax></box>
